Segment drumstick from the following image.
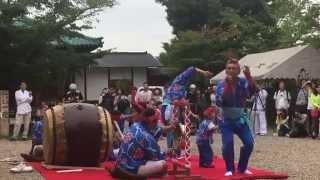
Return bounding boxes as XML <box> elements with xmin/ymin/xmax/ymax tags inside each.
<box><xmin>113</xmin><ymin>121</ymin><xmax>124</xmax><ymax>140</ymax></box>
<box><xmin>57</xmin><ymin>169</ymin><xmax>83</xmax><ymax>173</ymax></box>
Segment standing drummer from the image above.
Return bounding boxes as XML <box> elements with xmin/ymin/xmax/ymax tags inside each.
<box><xmin>63</xmin><ymin>83</ymin><xmax>83</xmax><ymax>103</ymax></box>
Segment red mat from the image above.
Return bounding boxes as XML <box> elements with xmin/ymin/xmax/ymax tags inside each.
<box><xmin>31</xmin><ymin>156</ymin><xmax>288</xmax><ymax>180</ymax></box>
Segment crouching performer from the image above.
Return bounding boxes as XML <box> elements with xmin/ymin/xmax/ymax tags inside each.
<box><xmin>110</xmin><ymin>108</ymin><xmax>167</xmax><ymax>179</ymax></box>
<box><xmin>216</xmin><ymin>59</ymin><xmax>256</xmax><ymax>176</ymax></box>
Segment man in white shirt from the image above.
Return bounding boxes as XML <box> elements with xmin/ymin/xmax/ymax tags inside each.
<box><xmin>12</xmin><ymin>81</ymin><xmax>33</xmax><ymax>141</ymax></box>
<box><xmin>252</xmin><ymin>84</ymin><xmax>268</xmax><ymax>135</ymax></box>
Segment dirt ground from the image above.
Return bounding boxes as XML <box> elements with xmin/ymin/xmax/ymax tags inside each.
<box><xmin>0</xmin><ymin>135</ymin><xmax>320</xmax><ymax>180</ymax></box>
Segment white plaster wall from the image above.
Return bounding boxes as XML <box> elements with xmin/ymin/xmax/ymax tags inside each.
<box><xmin>86</xmin><ymin>67</ymin><xmax>108</xmax><ymax>101</ymax></box>
<box><xmin>110</xmin><ymin>67</ymin><xmax>131</xmax><ymax>80</ymax></box>
<box><xmin>75</xmin><ymin>67</ymin><xmax>148</xmax><ymax>101</ymax></box>
<box><xmin>133</xmin><ymin>68</ymin><xmax>147</xmax><ymax>87</ymax></box>
<box><xmin>75</xmin><ymin>71</ymin><xmax>85</xmax><ymax>96</ymax></box>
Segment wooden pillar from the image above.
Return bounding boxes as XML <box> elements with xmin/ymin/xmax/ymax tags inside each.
<box><xmin>107</xmin><ymin>68</ymin><xmax>111</xmax><ymax>88</ymax></box>
<box><xmin>131</xmin><ymin>67</ymin><xmax>134</xmax><ymax>87</ymax></box>
<box><xmin>146</xmin><ymin>67</ymin><xmax>149</xmax><ymax>85</ymax></box>
<box><xmin>84</xmin><ymin>68</ymin><xmax>87</xmax><ymax>101</ymax></box>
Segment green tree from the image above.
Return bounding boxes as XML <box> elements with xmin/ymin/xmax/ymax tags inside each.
<box><xmin>0</xmin><ymin>0</ymin><xmax>116</xmax><ymax>101</ymax></box>
<box><xmin>157</xmin><ymin>0</ymin><xmax>320</xmax><ymax>80</ymax></box>
<box><xmin>156</xmin><ymin>0</ymin><xmax>273</xmax><ymax>34</ymax></box>
<box><xmin>269</xmin><ymin>0</ymin><xmax>320</xmax><ymax>48</ymax></box>
<box><xmin>157</xmin><ymin>0</ymin><xmax>279</xmax><ymax>76</ymax></box>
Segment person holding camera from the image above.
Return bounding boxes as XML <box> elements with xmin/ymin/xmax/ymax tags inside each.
<box><xmin>252</xmin><ymin>84</ymin><xmax>268</xmax><ymax>136</ymax></box>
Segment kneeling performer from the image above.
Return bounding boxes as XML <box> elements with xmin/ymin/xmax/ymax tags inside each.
<box><xmin>111</xmin><ymin>108</ymin><xmax>167</xmax><ymax>179</ymax></box>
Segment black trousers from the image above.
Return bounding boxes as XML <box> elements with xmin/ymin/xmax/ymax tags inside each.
<box><xmin>312</xmin><ymin>117</ymin><xmax>319</xmax><ymax>138</ymax></box>
<box><xmin>307</xmin><ymin>110</ymin><xmax>313</xmax><ymax>136</ymax></box>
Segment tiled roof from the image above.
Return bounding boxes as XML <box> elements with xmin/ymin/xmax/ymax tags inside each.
<box><xmin>14</xmin><ymin>17</ymin><xmax>103</xmax><ymax>50</ymax></box>
<box><xmin>94</xmin><ymin>52</ymin><xmax>162</xmax><ymax>67</ymax></box>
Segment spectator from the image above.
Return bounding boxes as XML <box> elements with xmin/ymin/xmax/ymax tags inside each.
<box><xmin>136</xmin><ymin>82</ymin><xmax>152</xmax><ymax>105</ymax></box>
<box><xmin>307</xmin><ymin>82</ymin><xmax>315</xmax><ymax>136</ymax></box>
<box><xmin>187</xmin><ymin>85</ymin><xmax>201</xmax><ymax>116</ymax></box>
<box><xmin>274</xmin><ymin>81</ymin><xmax>291</xmax><ymax>131</ymax></box>
<box><xmin>195</xmin><ymin>89</ymin><xmax>206</xmax><ymax>118</ymax></box>
<box><xmin>12</xmin><ymin>81</ymin><xmax>33</xmax><ymax>141</ymax></box>
<box><xmin>276</xmin><ymin>109</ymin><xmax>290</xmax><ymax>137</ymax></box>
<box><xmin>114</xmin><ymin>89</ymin><xmax>129</xmax><ymax>113</ymax></box>
<box><xmin>127</xmin><ymin>87</ymin><xmax>137</xmax><ymax>106</ymax></box>
<box><xmin>152</xmin><ymin>88</ymin><xmax>163</xmax><ymax>103</ymax></box>
<box><xmin>252</xmin><ymin>84</ymin><xmax>268</xmax><ymax>136</ymax></box>
<box><xmin>98</xmin><ymin>88</ymin><xmax>108</xmax><ymax>105</ymax></box>
<box><xmin>155</xmin><ymin>101</ymin><xmax>164</xmax><ymax>125</ymax></box>
<box><xmin>100</xmin><ymin>87</ymin><xmax>116</xmax><ymax>113</ymax></box>
<box><xmin>209</xmin><ymin>85</ymin><xmax>217</xmax><ymax>107</ymax></box>
<box><xmin>310</xmin><ymin>84</ymin><xmax>320</xmax><ymax>139</ymax></box>
<box><xmin>63</xmin><ymin>83</ymin><xmax>83</xmax><ymax>103</ymax></box>
<box><xmin>40</xmin><ymin>102</ymin><xmax>49</xmax><ymax>115</ymax></box>
<box><xmin>289</xmin><ymin>112</ymin><xmax>308</xmax><ymax>138</ymax></box>
<box><xmin>187</xmin><ymin>84</ymin><xmax>197</xmax><ymax>104</ymax></box>
<box><xmin>295</xmin><ymin>80</ymin><xmax>310</xmax><ymax>114</ymax></box>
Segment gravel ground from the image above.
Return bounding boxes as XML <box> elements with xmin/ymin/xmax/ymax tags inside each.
<box><xmin>0</xmin><ymin>140</ymin><xmax>42</xmax><ymax>180</ymax></box>
<box><xmin>0</xmin><ymin>135</ymin><xmax>319</xmax><ymax>180</ymax></box>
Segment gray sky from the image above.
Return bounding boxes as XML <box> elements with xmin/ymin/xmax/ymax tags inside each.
<box><xmin>82</xmin><ymin>0</ymin><xmax>320</xmax><ymax>56</ymax></box>
<box><xmin>82</xmin><ymin>0</ymin><xmax>174</xmax><ymax>56</ymax></box>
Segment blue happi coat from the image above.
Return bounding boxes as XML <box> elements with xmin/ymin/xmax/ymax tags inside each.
<box><xmin>116</xmin><ymin>122</ymin><xmax>164</xmax><ymax>174</ymax></box>
<box><xmin>196</xmin><ymin>119</ymin><xmax>214</xmax><ymax>145</ymax></box>
<box><xmin>164</xmin><ymin>67</ymin><xmax>196</xmax><ymax>104</ymax></box>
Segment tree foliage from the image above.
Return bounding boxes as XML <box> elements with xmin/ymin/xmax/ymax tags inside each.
<box><xmin>0</xmin><ymin>0</ymin><xmax>116</xmax><ymax>102</ymax></box>
<box><xmin>157</xmin><ymin>0</ymin><xmax>320</xmax><ymax>78</ymax></box>
<box><xmin>156</xmin><ymin>0</ymin><xmax>274</xmax><ymax>34</ymax></box>
<box><xmin>269</xmin><ymin>0</ymin><xmax>320</xmax><ymax>47</ymax></box>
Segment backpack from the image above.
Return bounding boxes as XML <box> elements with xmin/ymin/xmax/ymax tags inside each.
<box><xmin>275</xmin><ymin>90</ymin><xmax>290</xmax><ymax>102</ymax></box>
<box><xmin>275</xmin><ymin>90</ymin><xmax>291</xmax><ymax>109</ymax></box>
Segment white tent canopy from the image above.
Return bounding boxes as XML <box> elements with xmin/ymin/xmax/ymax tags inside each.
<box><xmin>211</xmin><ymin>45</ymin><xmax>320</xmax><ymax>82</ymax></box>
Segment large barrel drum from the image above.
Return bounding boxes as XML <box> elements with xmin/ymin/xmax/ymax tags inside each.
<box><xmin>43</xmin><ymin>103</ymin><xmax>114</xmax><ymax>167</ymax></box>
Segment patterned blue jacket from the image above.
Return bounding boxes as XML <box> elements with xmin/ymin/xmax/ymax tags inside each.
<box><xmin>164</xmin><ymin>67</ymin><xmax>196</xmax><ymax>104</ymax></box>
<box><xmin>196</xmin><ymin>119</ymin><xmax>214</xmax><ymax>145</ymax></box>
<box><xmin>216</xmin><ymin>77</ymin><xmax>254</xmax><ymax>123</ymax></box>
<box><xmin>32</xmin><ymin>118</ymin><xmax>43</xmax><ymax>145</ymax></box>
<box><xmin>116</xmin><ymin>122</ymin><xmax>164</xmax><ymax>174</ymax></box>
